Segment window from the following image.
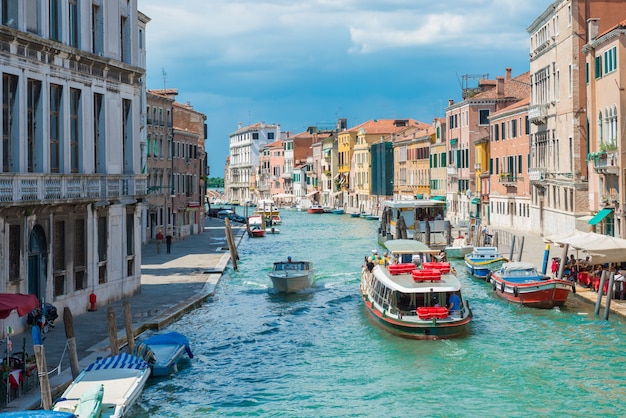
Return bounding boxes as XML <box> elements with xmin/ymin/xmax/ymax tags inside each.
<box><xmin>69</xmin><ymin>0</ymin><xmax>78</xmax><ymax>47</ymax></box>
<box><xmin>252</xmin><ymin>132</ymin><xmax>259</xmax><ymax>140</ymax></box>
<box><xmin>50</xmin><ymin>84</ymin><xmax>62</xmax><ymax>173</ymax></box>
<box><xmin>94</xmin><ymin>93</ymin><xmax>105</xmax><ymax>173</ymax></box>
<box><xmin>53</xmin><ymin>220</ymin><xmax>65</xmax><ymax>297</ymax></box>
<box><xmin>98</xmin><ymin>215</ymin><xmax>107</xmax><ymax>284</ymax></box>
<box><xmin>501</xmin><ymin>122</ymin><xmax>506</xmax><ymax>140</ymax></box>
<box><xmin>9</xmin><ymin>225</ymin><xmax>20</xmax><ymax>281</ymax></box>
<box><xmin>2</xmin><ymin>74</ymin><xmax>18</xmax><ymax>173</ymax></box>
<box><xmin>268</xmin><ymin>132</ymin><xmax>275</xmax><ymax>140</ymax></box>
<box><xmin>122</xmin><ymin>99</ymin><xmax>132</xmax><ymax>173</ymax></box>
<box><xmin>479</xmin><ymin>109</ymin><xmax>490</xmax><ymax>125</ymax></box>
<box><xmin>92</xmin><ymin>5</ymin><xmax>103</xmax><ymax>54</ymax></box>
<box><xmin>595</xmin><ymin>56</ymin><xmax>602</xmax><ymax>79</ymax></box>
<box><xmin>49</xmin><ymin>0</ymin><xmax>61</xmax><ymax>41</ymax></box>
<box><xmin>74</xmin><ymin>219</ymin><xmax>86</xmax><ymax>290</ymax></box>
<box><xmin>494</xmin><ymin>124</ymin><xmax>499</xmax><ymax>141</ymax></box>
<box><xmin>70</xmin><ymin>88</ymin><xmax>81</xmax><ymax>173</ymax></box>
<box><xmin>2</xmin><ymin>0</ymin><xmax>18</xmax><ymax>28</ymax></box>
<box><xmin>27</xmin><ymin>79</ymin><xmax>42</xmax><ymax>173</ymax></box>
<box><xmin>604</xmin><ymin>47</ymin><xmax>617</xmax><ymax>74</ymax></box>
<box><xmin>25</xmin><ymin>0</ymin><xmax>40</xmax><ymax>34</ymax></box>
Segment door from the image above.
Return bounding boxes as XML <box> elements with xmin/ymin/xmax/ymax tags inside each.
<box><xmin>28</xmin><ymin>225</ymin><xmax>47</xmax><ymax>301</ymax></box>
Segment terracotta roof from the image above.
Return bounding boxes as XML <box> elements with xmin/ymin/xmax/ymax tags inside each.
<box><xmin>470</xmin><ymin>71</ymin><xmax>530</xmax><ymax>101</ymax></box>
<box><xmin>491</xmin><ymin>96</ymin><xmax>530</xmax><ymax>118</ymax></box>
<box><xmin>346</xmin><ymin>119</ymin><xmax>427</xmax><ymax>135</ymax></box>
<box><xmin>596</xmin><ymin>19</ymin><xmax>626</xmax><ymax>39</ymax></box>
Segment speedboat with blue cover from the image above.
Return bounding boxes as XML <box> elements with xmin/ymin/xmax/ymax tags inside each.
<box><xmin>137</xmin><ymin>331</ymin><xmax>194</xmax><ymax>377</ymax></box>
<box><xmin>464</xmin><ymin>247</ymin><xmax>508</xmax><ymax>279</ymax></box>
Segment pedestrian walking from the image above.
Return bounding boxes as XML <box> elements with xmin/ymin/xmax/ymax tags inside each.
<box><xmin>155</xmin><ymin>230</ymin><xmax>164</xmax><ymax>254</ymax></box>
<box><xmin>166</xmin><ymin>232</ymin><xmax>173</xmax><ymax>254</ymax></box>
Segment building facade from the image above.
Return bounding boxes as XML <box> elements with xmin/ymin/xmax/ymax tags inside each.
<box><xmin>0</xmin><ymin>1</ymin><xmax>148</xmax><ymax>332</ymax></box>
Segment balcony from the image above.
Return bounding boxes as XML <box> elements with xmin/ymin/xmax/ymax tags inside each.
<box><xmin>447</xmin><ymin>166</ymin><xmax>458</xmax><ymax>177</ymax></box>
<box><xmin>281</xmin><ymin>171</ymin><xmax>293</xmax><ymax>179</ymax></box>
<box><xmin>498</xmin><ymin>174</ymin><xmax>522</xmax><ymax>187</ymax></box>
<box><xmin>528</xmin><ymin>168</ymin><xmax>546</xmax><ymax>183</ymax></box>
<box><xmin>592</xmin><ymin>151</ymin><xmax>619</xmax><ymax>175</ymax></box>
<box><xmin>0</xmin><ymin>174</ymin><xmax>147</xmax><ymax>205</ymax></box>
<box><xmin>528</xmin><ymin>104</ymin><xmax>549</xmax><ymax>125</ymax></box>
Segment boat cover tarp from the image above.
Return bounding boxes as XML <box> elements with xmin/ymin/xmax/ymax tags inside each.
<box><xmin>143</xmin><ymin>331</ymin><xmax>194</xmax><ymax>359</ymax></box>
<box><xmin>384</xmin><ymin>239</ymin><xmax>436</xmax><ymax>254</ymax></box>
<box><xmin>0</xmin><ymin>293</ymin><xmax>39</xmax><ymax>319</ymax></box>
<box><xmin>85</xmin><ymin>353</ymin><xmax>149</xmax><ymax>371</ymax></box>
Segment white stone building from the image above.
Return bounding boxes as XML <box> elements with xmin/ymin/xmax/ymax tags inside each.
<box><xmin>0</xmin><ymin>1</ymin><xmax>148</xmax><ymax>334</ymax></box>
<box><xmin>227</xmin><ymin>122</ymin><xmax>281</xmax><ymax>204</ymax></box>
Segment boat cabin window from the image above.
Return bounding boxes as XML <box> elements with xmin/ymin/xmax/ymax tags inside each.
<box><xmin>275</xmin><ymin>264</ymin><xmax>284</xmax><ymax>271</ymax></box>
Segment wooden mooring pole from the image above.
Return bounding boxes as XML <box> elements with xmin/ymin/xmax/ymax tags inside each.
<box><xmin>63</xmin><ymin>307</ymin><xmax>80</xmax><ymax>379</ymax></box>
<box><xmin>124</xmin><ymin>301</ymin><xmax>134</xmax><ymax>353</ymax></box>
<box><xmin>32</xmin><ymin>327</ymin><xmax>52</xmax><ymax>410</ymax></box>
<box><xmin>107</xmin><ymin>307</ymin><xmax>119</xmax><ymax>356</ymax></box>
<box><xmin>225</xmin><ymin>218</ymin><xmax>238</xmax><ymax>271</ymax></box>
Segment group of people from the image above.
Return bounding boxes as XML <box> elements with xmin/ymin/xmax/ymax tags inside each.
<box><xmin>155</xmin><ymin>230</ymin><xmax>173</xmax><ymax>254</ymax></box>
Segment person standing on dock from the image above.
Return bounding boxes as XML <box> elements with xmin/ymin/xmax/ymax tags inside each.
<box><xmin>156</xmin><ymin>230</ymin><xmax>164</xmax><ymax>254</ymax></box>
<box><xmin>166</xmin><ymin>232</ymin><xmax>173</xmax><ymax>254</ymax></box>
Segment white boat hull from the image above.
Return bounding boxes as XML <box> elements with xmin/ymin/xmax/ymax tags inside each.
<box><xmin>268</xmin><ymin>271</ymin><xmax>314</xmax><ymax>292</ymax></box>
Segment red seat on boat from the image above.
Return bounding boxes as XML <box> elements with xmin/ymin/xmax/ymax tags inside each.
<box><xmin>388</xmin><ymin>263</ymin><xmax>416</xmax><ymax>275</ymax></box>
<box><xmin>416</xmin><ymin>306</ymin><xmax>449</xmax><ymax>319</ymax></box>
<box><xmin>422</xmin><ymin>261</ymin><xmax>451</xmax><ymax>274</ymax></box>
<box><xmin>411</xmin><ymin>269</ymin><xmax>442</xmax><ymax>282</ymax></box>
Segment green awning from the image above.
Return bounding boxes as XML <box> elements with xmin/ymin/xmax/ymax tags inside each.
<box><xmin>588</xmin><ymin>208</ymin><xmax>613</xmax><ymax>225</ymax></box>
<box><xmin>431</xmin><ymin>196</ymin><xmax>446</xmax><ymax>201</ymax></box>
<box><xmin>471</xmin><ymin>197</ymin><xmax>480</xmax><ymax>205</ymax></box>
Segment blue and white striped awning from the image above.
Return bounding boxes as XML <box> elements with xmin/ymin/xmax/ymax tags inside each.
<box><xmin>85</xmin><ymin>353</ymin><xmax>149</xmax><ymax>371</ymax></box>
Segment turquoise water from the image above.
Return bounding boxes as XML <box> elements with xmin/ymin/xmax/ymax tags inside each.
<box><xmin>133</xmin><ymin>210</ymin><xmax>626</xmax><ymax>417</ymax></box>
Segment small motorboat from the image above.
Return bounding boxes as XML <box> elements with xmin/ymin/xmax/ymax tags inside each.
<box><xmin>488</xmin><ymin>261</ymin><xmax>573</xmax><ymax>309</ymax></box>
<box><xmin>53</xmin><ymin>353</ymin><xmax>151</xmax><ymax>418</ymax></box>
<box><xmin>307</xmin><ymin>205</ymin><xmax>325</xmax><ymax>214</ymax></box>
<box><xmin>137</xmin><ymin>331</ymin><xmax>194</xmax><ymax>377</ymax></box>
<box><xmin>331</xmin><ymin>208</ymin><xmax>345</xmax><ymax>215</ymax></box>
<box><xmin>268</xmin><ymin>259</ymin><xmax>314</xmax><ymax>292</ymax></box>
<box><xmin>464</xmin><ymin>247</ymin><xmax>508</xmax><ymax>279</ymax></box>
<box><xmin>445</xmin><ymin>236</ymin><xmax>473</xmax><ymax>259</ymax></box>
<box><xmin>249</xmin><ymin>225</ymin><xmax>265</xmax><ymax>237</ymax></box>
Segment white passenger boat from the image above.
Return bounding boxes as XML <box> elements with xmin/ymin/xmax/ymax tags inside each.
<box><xmin>445</xmin><ymin>236</ymin><xmax>473</xmax><ymax>259</ymax></box>
<box><xmin>360</xmin><ymin>239</ymin><xmax>472</xmax><ymax>339</ymax></box>
<box><xmin>268</xmin><ymin>259</ymin><xmax>314</xmax><ymax>292</ymax></box>
<box><xmin>53</xmin><ymin>353</ymin><xmax>151</xmax><ymax>418</ymax></box>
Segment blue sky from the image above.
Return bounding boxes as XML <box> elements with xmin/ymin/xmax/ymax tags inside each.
<box><xmin>138</xmin><ymin>0</ymin><xmax>549</xmax><ymax>176</ymax></box>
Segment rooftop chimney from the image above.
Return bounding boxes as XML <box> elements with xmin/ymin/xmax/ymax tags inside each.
<box><xmin>448</xmin><ymin>99</ymin><xmax>455</xmax><ymax>106</ymax></box>
<box><xmin>505</xmin><ymin>68</ymin><xmax>512</xmax><ymax>81</ymax></box>
<box><xmin>588</xmin><ymin>18</ymin><xmax>600</xmax><ymax>41</ymax></box>
<box><xmin>496</xmin><ymin>76</ymin><xmax>505</xmax><ymax>97</ymax></box>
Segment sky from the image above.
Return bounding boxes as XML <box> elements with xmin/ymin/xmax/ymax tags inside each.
<box><xmin>138</xmin><ymin>0</ymin><xmax>551</xmax><ymax>177</ymax></box>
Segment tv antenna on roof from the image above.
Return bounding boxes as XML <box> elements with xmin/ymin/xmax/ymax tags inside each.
<box><xmin>458</xmin><ymin>73</ymin><xmax>489</xmax><ymax>99</ymax></box>
<box><xmin>162</xmin><ymin>68</ymin><xmax>167</xmax><ymax>89</ymax></box>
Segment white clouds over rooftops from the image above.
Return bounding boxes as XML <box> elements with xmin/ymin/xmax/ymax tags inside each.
<box><xmin>140</xmin><ymin>0</ymin><xmax>539</xmax><ymax>64</ymax></box>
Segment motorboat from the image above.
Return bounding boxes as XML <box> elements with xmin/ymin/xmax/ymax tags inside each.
<box><xmin>136</xmin><ymin>331</ymin><xmax>194</xmax><ymax>377</ymax></box>
<box><xmin>331</xmin><ymin>208</ymin><xmax>345</xmax><ymax>215</ymax></box>
<box><xmin>53</xmin><ymin>353</ymin><xmax>151</xmax><ymax>418</ymax></box>
<box><xmin>464</xmin><ymin>247</ymin><xmax>508</xmax><ymax>279</ymax></box>
<box><xmin>360</xmin><ymin>239</ymin><xmax>472</xmax><ymax>340</ymax></box>
<box><xmin>445</xmin><ymin>236</ymin><xmax>473</xmax><ymax>259</ymax></box>
<box><xmin>307</xmin><ymin>205</ymin><xmax>325</xmax><ymax>214</ymax></box>
<box><xmin>488</xmin><ymin>262</ymin><xmax>572</xmax><ymax>308</ymax></box>
<box><xmin>268</xmin><ymin>260</ymin><xmax>314</xmax><ymax>292</ymax></box>
<box><xmin>249</xmin><ymin>225</ymin><xmax>265</xmax><ymax>238</ymax></box>
<box><xmin>378</xmin><ymin>199</ymin><xmax>449</xmax><ymax>249</ymax></box>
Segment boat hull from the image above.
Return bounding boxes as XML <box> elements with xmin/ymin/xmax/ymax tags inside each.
<box><xmin>490</xmin><ymin>274</ymin><xmax>571</xmax><ymax>309</ymax></box>
<box><xmin>362</xmin><ymin>298</ymin><xmax>472</xmax><ymax>340</ymax></box>
<box><xmin>269</xmin><ymin>272</ymin><xmax>314</xmax><ymax>292</ymax></box>
<box><xmin>445</xmin><ymin>246</ymin><xmax>473</xmax><ymax>259</ymax></box>
<box><xmin>465</xmin><ymin>258</ymin><xmax>506</xmax><ymax>279</ymax></box>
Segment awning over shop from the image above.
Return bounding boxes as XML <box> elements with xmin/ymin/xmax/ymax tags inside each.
<box><xmin>0</xmin><ymin>293</ymin><xmax>39</xmax><ymax>319</ymax></box>
<box><xmin>471</xmin><ymin>197</ymin><xmax>480</xmax><ymax>205</ymax></box>
<box><xmin>431</xmin><ymin>196</ymin><xmax>446</xmax><ymax>201</ymax></box>
<box><xmin>588</xmin><ymin>208</ymin><xmax>613</xmax><ymax>226</ymax></box>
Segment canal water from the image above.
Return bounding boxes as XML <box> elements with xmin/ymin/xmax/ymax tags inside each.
<box><xmin>132</xmin><ymin>210</ymin><xmax>626</xmax><ymax>417</ymax></box>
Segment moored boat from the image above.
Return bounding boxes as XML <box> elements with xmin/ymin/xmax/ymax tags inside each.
<box><xmin>268</xmin><ymin>259</ymin><xmax>314</xmax><ymax>292</ymax></box>
<box><xmin>137</xmin><ymin>331</ymin><xmax>194</xmax><ymax>377</ymax></box>
<box><xmin>307</xmin><ymin>205</ymin><xmax>325</xmax><ymax>214</ymax></box>
<box><xmin>464</xmin><ymin>247</ymin><xmax>508</xmax><ymax>279</ymax></box>
<box><xmin>331</xmin><ymin>208</ymin><xmax>345</xmax><ymax>215</ymax></box>
<box><xmin>445</xmin><ymin>236</ymin><xmax>473</xmax><ymax>259</ymax></box>
<box><xmin>488</xmin><ymin>262</ymin><xmax>572</xmax><ymax>308</ymax></box>
<box><xmin>360</xmin><ymin>239</ymin><xmax>472</xmax><ymax>340</ymax></box>
<box><xmin>249</xmin><ymin>225</ymin><xmax>265</xmax><ymax>237</ymax></box>
<box><xmin>378</xmin><ymin>199</ymin><xmax>449</xmax><ymax>249</ymax></box>
<box><xmin>53</xmin><ymin>353</ymin><xmax>151</xmax><ymax>418</ymax></box>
